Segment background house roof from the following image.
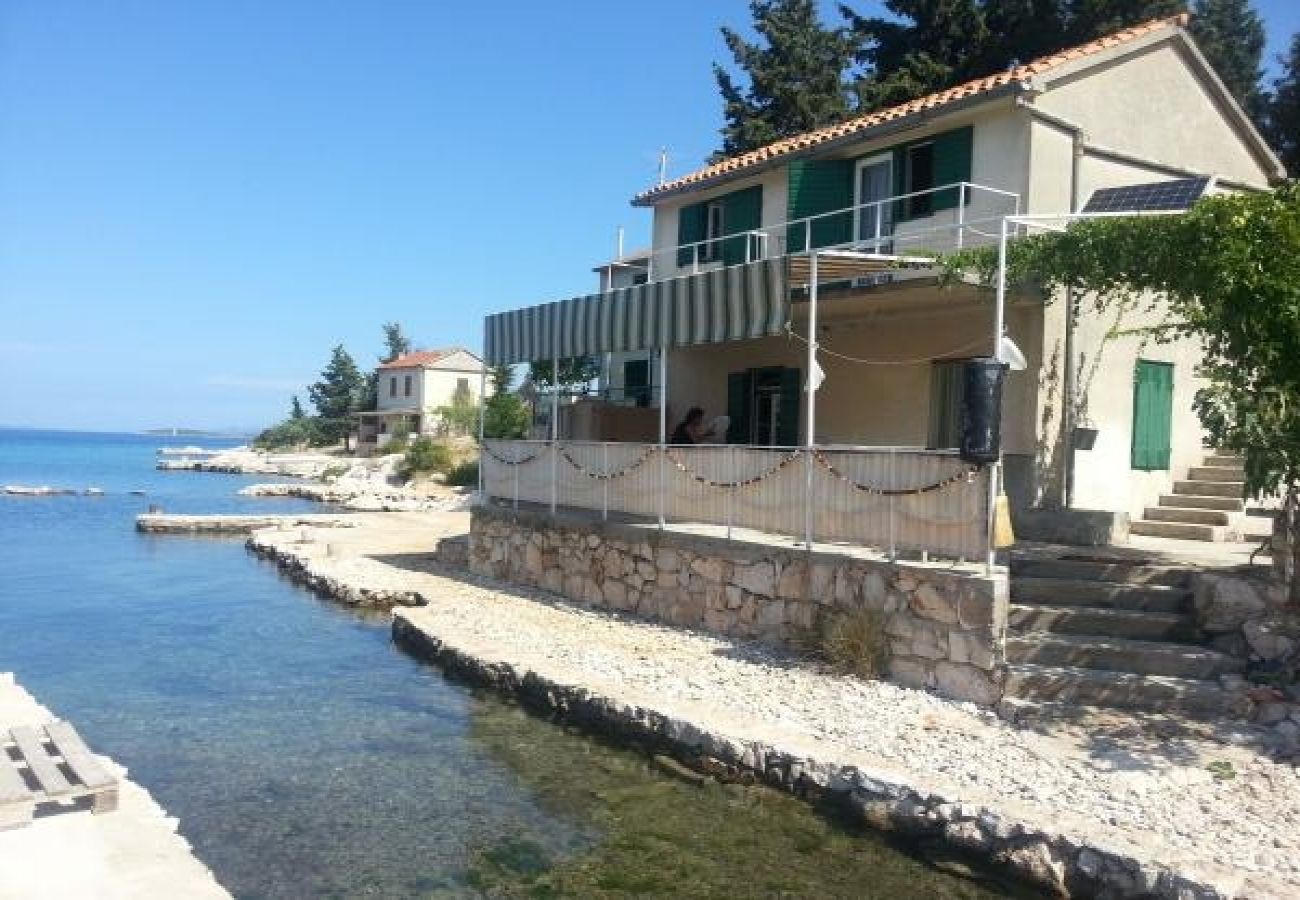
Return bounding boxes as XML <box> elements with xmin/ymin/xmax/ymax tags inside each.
<box><xmin>632</xmin><ymin>13</ymin><xmax>1190</xmax><ymax>206</ymax></box>
<box><xmin>377</xmin><ymin>347</ymin><xmax>482</xmax><ymax>370</ymax></box>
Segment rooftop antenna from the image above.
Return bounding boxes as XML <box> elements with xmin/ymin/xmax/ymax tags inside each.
<box><xmin>616</xmin><ymin>225</ymin><xmax>625</xmax><ymax>260</ymax></box>
<box><xmin>657</xmin><ymin>147</ymin><xmax>668</xmax><ymax>186</ymax></box>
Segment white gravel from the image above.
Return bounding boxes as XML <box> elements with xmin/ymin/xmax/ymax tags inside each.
<box><xmin>255</xmin><ymin>517</ymin><xmax>1300</xmax><ymax>898</ymax></box>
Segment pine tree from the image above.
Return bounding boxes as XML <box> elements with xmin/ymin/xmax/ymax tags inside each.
<box><xmin>381</xmin><ymin>322</ymin><xmax>412</xmax><ymax>363</ymax></box>
<box><xmin>490</xmin><ymin>364</ymin><xmax>515</xmax><ymax>396</ymax></box>
<box><xmin>308</xmin><ymin>345</ymin><xmax>367</xmax><ymax>445</ymax></box>
<box><xmin>1189</xmin><ymin>0</ymin><xmax>1266</xmax><ymax>121</ymax></box>
<box><xmin>713</xmin><ymin>0</ymin><xmax>858</xmax><ymax>158</ymax></box>
<box><xmin>290</xmin><ymin>395</ymin><xmax>305</xmax><ymax>420</ymax></box>
<box><xmin>1061</xmin><ymin>0</ymin><xmax>1183</xmax><ymax>43</ymax></box>
<box><xmin>1267</xmin><ymin>34</ymin><xmax>1300</xmax><ymax>175</ymax></box>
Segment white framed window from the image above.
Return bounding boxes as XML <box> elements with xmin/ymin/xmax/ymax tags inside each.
<box><xmin>855</xmin><ymin>153</ymin><xmax>895</xmax><ymax>249</ymax></box>
<box><xmin>701</xmin><ymin>199</ymin><xmax>725</xmax><ymax>262</ymax></box>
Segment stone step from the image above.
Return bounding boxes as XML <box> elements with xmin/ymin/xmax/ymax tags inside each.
<box><xmin>1005</xmin><ymin>664</ymin><xmax>1249</xmax><ymax>719</ymax></box>
<box><xmin>1202</xmin><ymin>454</ymin><xmax>1244</xmax><ymax>468</ymax></box>
<box><xmin>1010</xmin><ymin>577</ymin><xmax>1188</xmax><ymax>612</ymax></box>
<box><xmin>1008</xmin><ymin>603</ymin><xmax>1196</xmax><ymax>642</ymax></box>
<box><xmin>1005</xmin><ymin>634</ymin><xmax>1243</xmax><ymax>679</ymax></box>
<box><xmin>1188</xmin><ymin>466</ymin><xmax>1246</xmax><ymax>482</ymax></box>
<box><xmin>1159</xmin><ymin>493</ymin><xmax>1244</xmax><ymax>512</ymax></box>
<box><xmin>1142</xmin><ymin>506</ymin><xmax>1231</xmax><ymax>526</ymax></box>
<box><xmin>1173</xmin><ymin>480</ymin><xmax>1243</xmax><ymax>499</ymax></box>
<box><xmin>1009</xmin><ymin>556</ymin><xmax>1189</xmax><ymax>587</ymax></box>
<box><xmin>1129</xmin><ymin>520</ymin><xmax>1226</xmax><ymax>541</ymax></box>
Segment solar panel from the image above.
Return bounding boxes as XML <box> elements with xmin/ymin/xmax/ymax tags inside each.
<box><xmin>1082</xmin><ymin>176</ymin><xmax>1211</xmax><ymax>213</ymax></box>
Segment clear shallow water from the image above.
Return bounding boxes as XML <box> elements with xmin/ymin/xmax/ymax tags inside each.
<box><xmin>0</xmin><ymin>428</ymin><xmax>1019</xmax><ymax>898</ymax></box>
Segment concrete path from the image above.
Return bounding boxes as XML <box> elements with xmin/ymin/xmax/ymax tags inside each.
<box><xmin>0</xmin><ymin>674</ymin><xmax>229</xmax><ymax>899</ymax></box>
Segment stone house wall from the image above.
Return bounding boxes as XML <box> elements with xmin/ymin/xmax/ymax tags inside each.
<box><xmin>469</xmin><ymin>506</ymin><xmax>1008</xmax><ymax>705</ymax></box>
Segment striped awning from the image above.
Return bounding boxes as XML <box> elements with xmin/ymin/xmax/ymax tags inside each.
<box><xmin>484</xmin><ymin>257</ymin><xmax>789</xmax><ymax>365</ymax></box>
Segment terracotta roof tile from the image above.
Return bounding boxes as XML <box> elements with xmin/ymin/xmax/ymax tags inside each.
<box><xmin>378</xmin><ymin>348</ymin><xmax>470</xmax><ymax>370</ymax></box>
<box><xmin>634</xmin><ymin>14</ymin><xmax>1188</xmax><ymax>205</ymax></box>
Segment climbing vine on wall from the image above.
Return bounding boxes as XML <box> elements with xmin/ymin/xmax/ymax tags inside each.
<box><xmin>944</xmin><ymin>182</ymin><xmax>1300</xmax><ymax>599</ymax></box>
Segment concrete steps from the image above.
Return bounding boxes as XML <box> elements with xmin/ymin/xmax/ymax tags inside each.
<box><xmin>1008</xmin><ymin>603</ymin><xmax>1195</xmax><ymax>642</ymax></box>
<box><xmin>1005</xmin><ymin>664</ymin><xmax>1248</xmax><ymax>720</ymax></box>
<box><xmin>1128</xmin><ymin>520</ymin><xmax>1227</xmax><ymax>541</ymax></box>
<box><xmin>1158</xmin><ymin>493</ymin><xmax>1244</xmax><ymax>512</ymax></box>
<box><xmin>1141</xmin><ymin>506</ymin><xmax>1230</xmax><ymax>526</ymax></box>
<box><xmin>1172</xmin><ymin>479</ymin><xmax>1244</xmax><ymax>498</ymax></box>
<box><xmin>1004</xmin><ymin>544</ymin><xmax>1249</xmax><ymax>720</ymax></box>
<box><xmin>1010</xmin><ymin>576</ymin><xmax>1188</xmax><ymax>612</ymax></box>
<box><xmin>1005</xmin><ymin>633</ymin><xmax>1243</xmax><ymax>679</ymax></box>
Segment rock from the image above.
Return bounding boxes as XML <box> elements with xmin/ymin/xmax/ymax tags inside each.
<box><xmin>943</xmin><ymin>819</ymin><xmax>991</xmax><ymax>853</ymax></box>
<box><xmin>909</xmin><ymin>582</ymin><xmax>958</xmax><ymax>625</ymax></box>
<box><xmin>1194</xmin><ymin>574</ymin><xmax>1267</xmax><ymax>633</ymax></box>
<box><xmin>997</xmin><ymin>840</ymin><xmax>1066</xmax><ymax>894</ymax></box>
<box><xmin>887</xmin><ymin>657</ymin><xmax>930</xmax><ymax>690</ymax></box>
<box><xmin>1244</xmin><ymin>620</ymin><xmax>1296</xmax><ymax>661</ymax></box>
<box><xmin>732</xmin><ymin>561</ymin><xmax>776</xmax><ymax>597</ymax></box>
<box><xmin>689</xmin><ymin>556</ymin><xmax>726</xmax><ymax>583</ymax></box>
<box><xmin>655</xmin><ymin>549</ymin><xmax>680</xmax><ymax>573</ymax></box>
<box><xmin>934</xmin><ymin>662</ymin><xmax>1000</xmax><ymax>706</ymax></box>
<box><xmin>1254</xmin><ymin>702</ymin><xmax>1292</xmax><ymax>726</ymax></box>
<box><xmin>948</xmin><ymin>630</ymin><xmax>996</xmax><ymax>671</ymax></box>
<box><xmin>776</xmin><ymin>560</ymin><xmax>807</xmax><ymax>600</ymax></box>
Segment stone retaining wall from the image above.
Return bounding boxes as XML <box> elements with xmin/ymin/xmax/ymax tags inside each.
<box><xmin>469</xmin><ymin>505</ymin><xmax>1007</xmax><ymax>705</ymax></box>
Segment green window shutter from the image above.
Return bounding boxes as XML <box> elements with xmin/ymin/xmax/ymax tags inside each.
<box><xmin>932</xmin><ymin>126</ymin><xmax>973</xmax><ymax>212</ymax></box>
<box><xmin>892</xmin><ymin>147</ymin><xmax>909</xmax><ymax>221</ymax></box>
<box><xmin>726</xmin><ymin>370</ymin><xmax>754</xmax><ymax>444</ymax></box>
<box><xmin>1131</xmin><ymin>360</ymin><xmax>1174</xmax><ymax>470</ymax></box>
<box><xmin>676</xmin><ymin>202</ymin><xmax>707</xmax><ymax>267</ymax></box>
<box><xmin>787</xmin><ymin>160</ymin><xmax>853</xmax><ymax>252</ymax></box>
<box><xmin>776</xmin><ymin>367</ymin><xmax>802</xmax><ymax>447</ymax></box>
<box><xmin>722</xmin><ymin>186</ymin><xmax>763</xmax><ymax>266</ymax></box>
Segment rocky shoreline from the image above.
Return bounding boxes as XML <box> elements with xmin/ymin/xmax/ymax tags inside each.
<box><xmin>243</xmin><ymin>515</ymin><xmax>1300</xmax><ymax>900</ymax></box>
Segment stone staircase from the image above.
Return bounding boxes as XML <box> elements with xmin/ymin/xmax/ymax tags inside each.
<box><xmin>1002</xmin><ymin>555</ymin><xmax>1249</xmax><ymax>720</ymax></box>
<box><xmin>1129</xmin><ymin>452</ymin><xmax>1246</xmax><ymax>541</ymax></box>
<box><xmin>1130</xmin><ymin>451</ymin><xmax>1274</xmax><ymax>542</ymax></box>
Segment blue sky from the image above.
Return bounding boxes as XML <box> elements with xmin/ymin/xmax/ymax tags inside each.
<box><xmin>2</xmin><ymin>1</ymin><xmax>1297</xmax><ymax>433</ymax></box>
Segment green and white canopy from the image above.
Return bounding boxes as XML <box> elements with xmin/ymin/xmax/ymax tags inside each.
<box><xmin>483</xmin><ymin>258</ymin><xmax>789</xmax><ymax>365</ymax></box>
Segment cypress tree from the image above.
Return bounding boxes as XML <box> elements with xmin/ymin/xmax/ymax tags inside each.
<box><xmin>290</xmin><ymin>395</ymin><xmax>305</xmax><ymax>420</ymax></box>
<box><xmin>713</xmin><ymin>0</ymin><xmax>858</xmax><ymax>158</ymax></box>
<box><xmin>308</xmin><ymin>345</ymin><xmax>367</xmax><ymax>445</ymax></box>
<box><xmin>1266</xmin><ymin>34</ymin><xmax>1300</xmax><ymax>175</ymax></box>
<box><xmin>381</xmin><ymin>322</ymin><xmax>412</xmax><ymax>363</ymax></box>
<box><xmin>1189</xmin><ymin>0</ymin><xmax>1266</xmax><ymax>121</ymax></box>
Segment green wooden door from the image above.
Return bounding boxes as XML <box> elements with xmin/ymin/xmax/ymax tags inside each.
<box><xmin>1132</xmin><ymin>360</ymin><xmax>1174</xmax><ymax>470</ymax></box>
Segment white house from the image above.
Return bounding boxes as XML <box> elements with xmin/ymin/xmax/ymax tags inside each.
<box><xmin>479</xmin><ymin>13</ymin><xmax>1285</xmax><ymax>550</ymax></box>
<box><xmin>357</xmin><ymin>347</ymin><xmax>487</xmax><ymax>453</ymax></box>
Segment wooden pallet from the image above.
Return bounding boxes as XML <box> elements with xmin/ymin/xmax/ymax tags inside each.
<box><xmin>0</xmin><ymin>721</ymin><xmax>118</xmax><ymax>830</ymax></box>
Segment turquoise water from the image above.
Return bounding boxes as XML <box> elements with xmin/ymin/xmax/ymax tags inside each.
<box><xmin>0</xmin><ymin>428</ymin><xmax>1018</xmax><ymax>898</ymax></box>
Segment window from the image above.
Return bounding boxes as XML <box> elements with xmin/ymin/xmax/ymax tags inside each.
<box><xmin>928</xmin><ymin>360</ymin><xmax>965</xmax><ymax>449</ymax></box>
<box><xmin>701</xmin><ymin>200</ymin><xmax>726</xmax><ymax>262</ymax></box>
<box><xmin>457</xmin><ymin>377</ymin><xmax>469</xmax><ymax>394</ymax></box>
<box><xmin>903</xmin><ymin>142</ymin><xmax>935</xmax><ymax>218</ymax></box>
<box><xmin>389</xmin><ymin>376</ymin><xmax>397</xmax><ymax>398</ymax></box>
<box><xmin>632</xmin><ymin>273</ymin><xmax>648</xmax><ymax>286</ymax></box>
<box><xmin>404</xmin><ymin>375</ymin><xmax>412</xmax><ymax>397</ymax></box>
<box><xmin>623</xmin><ymin>359</ymin><xmax>650</xmax><ymax>407</ymax></box>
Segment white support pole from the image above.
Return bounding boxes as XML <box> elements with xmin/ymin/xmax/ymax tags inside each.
<box><xmin>658</xmin><ymin>345</ymin><xmax>668</xmax><ymax>529</ymax></box>
<box><xmin>476</xmin><ymin>366</ymin><xmax>487</xmax><ymax>502</ymax></box>
<box><xmin>986</xmin><ymin>217</ymin><xmax>1010</xmax><ymax>573</ymax></box>
<box><xmin>550</xmin><ymin>356</ymin><xmax>559</xmax><ymax>515</ymax></box>
<box><xmin>804</xmin><ymin>250</ymin><xmax>819</xmax><ymax>549</ymax></box>
<box><xmin>956</xmin><ymin>183</ymin><xmax>967</xmax><ymax>250</ymax></box>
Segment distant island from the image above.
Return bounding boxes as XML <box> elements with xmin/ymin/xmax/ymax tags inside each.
<box><xmin>143</xmin><ymin>427</ymin><xmax>249</xmax><ymax>437</ymax></box>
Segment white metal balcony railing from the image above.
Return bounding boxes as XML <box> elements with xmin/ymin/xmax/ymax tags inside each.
<box><xmin>481</xmin><ymin>440</ymin><xmax>990</xmax><ymax>561</ymax></box>
<box><xmin>645</xmin><ymin>181</ymin><xmax>1021</xmax><ymax>282</ymax></box>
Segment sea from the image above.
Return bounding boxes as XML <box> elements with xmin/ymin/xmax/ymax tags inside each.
<box><xmin>0</xmin><ymin>427</ymin><xmax>1017</xmax><ymax>898</ymax></box>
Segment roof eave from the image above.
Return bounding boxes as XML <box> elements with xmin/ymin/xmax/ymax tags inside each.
<box><xmin>631</xmin><ymin>82</ymin><xmax>1027</xmax><ymax>208</ymax></box>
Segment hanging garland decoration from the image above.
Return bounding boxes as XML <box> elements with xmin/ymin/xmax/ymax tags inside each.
<box><xmin>482</xmin><ymin>444</ymin><xmax>541</xmax><ymax>466</ymax></box>
<box><xmin>559</xmin><ymin>445</ymin><xmax>656</xmax><ymax>481</ymax></box>
<box><xmin>664</xmin><ymin>449</ymin><xmax>802</xmax><ymax>489</ymax></box>
<box><xmin>812</xmin><ymin>449</ymin><xmax>979</xmax><ymax>496</ymax></box>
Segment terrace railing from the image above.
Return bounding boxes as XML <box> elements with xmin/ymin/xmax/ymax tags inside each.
<box><xmin>647</xmin><ymin>180</ymin><xmax>1021</xmax><ymax>281</ymax></box>
<box><xmin>481</xmin><ymin>440</ymin><xmax>990</xmax><ymax>561</ymax></box>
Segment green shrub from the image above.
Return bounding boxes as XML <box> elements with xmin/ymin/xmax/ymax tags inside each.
<box><xmin>444</xmin><ymin>459</ymin><xmax>479</xmax><ymax>487</ymax></box>
<box><xmin>253</xmin><ymin>417</ymin><xmax>322</xmax><ymax>450</ymax></box>
<box><xmin>402</xmin><ymin>437</ymin><xmax>453</xmax><ymax>476</ymax></box>
<box><xmin>320</xmin><ymin>464</ymin><xmax>349</xmax><ymax>481</ymax></box>
<box><xmin>816</xmin><ymin>608</ymin><xmax>887</xmax><ymax>678</ymax></box>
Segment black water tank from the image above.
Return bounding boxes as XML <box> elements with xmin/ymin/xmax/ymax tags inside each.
<box><xmin>960</xmin><ymin>358</ymin><xmax>1008</xmax><ymax>465</ymax></box>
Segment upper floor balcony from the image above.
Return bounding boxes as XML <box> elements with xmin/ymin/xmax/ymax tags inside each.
<box><xmin>645</xmin><ymin>179</ymin><xmax>1020</xmax><ymax>286</ymax></box>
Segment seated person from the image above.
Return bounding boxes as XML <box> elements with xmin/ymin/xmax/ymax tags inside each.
<box><xmin>670</xmin><ymin>407</ymin><xmax>716</xmax><ymax>444</ymax></box>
